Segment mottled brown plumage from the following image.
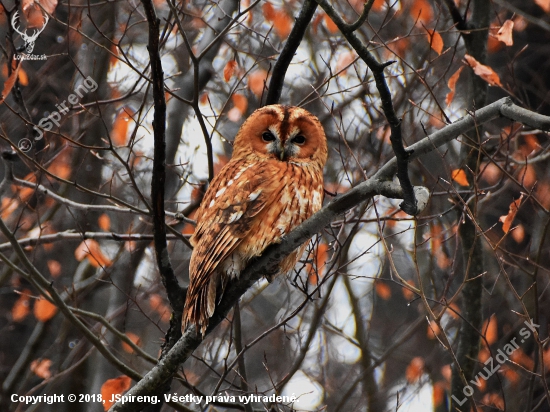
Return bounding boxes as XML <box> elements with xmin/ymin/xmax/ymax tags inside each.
<box><xmin>182</xmin><ymin>105</ymin><xmax>328</xmax><ymax>335</ymax></box>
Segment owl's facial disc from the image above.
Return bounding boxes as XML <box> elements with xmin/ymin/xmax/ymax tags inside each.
<box><xmin>263</xmin><ymin>125</ymin><xmax>306</xmax><ymax>161</ymax></box>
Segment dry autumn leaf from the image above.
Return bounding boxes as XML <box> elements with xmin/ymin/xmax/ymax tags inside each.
<box><xmin>228</xmin><ymin>94</ymin><xmax>248</xmax><ymax>122</ymax></box>
<box><xmin>223</xmin><ymin>60</ymin><xmax>237</xmax><ymax>82</ymax></box>
<box><xmin>262</xmin><ymin>2</ymin><xmax>292</xmax><ymax>38</ymax></box>
<box><xmin>483</xmin><ymin>316</ymin><xmax>498</xmax><ymax>345</ymax></box>
<box><xmin>324</xmin><ymin>13</ymin><xmax>338</xmax><ymax>33</ymax></box>
<box><xmin>405</xmin><ymin>357</ymin><xmax>425</xmax><ymax>383</ymax></box>
<box><xmin>374</xmin><ymin>281</ymin><xmax>391</xmax><ymax>300</ymax></box>
<box><xmin>111</xmin><ymin>108</ymin><xmax>134</xmax><ymax>146</ymax></box>
<box><xmin>445</xmin><ymin>66</ymin><xmax>464</xmax><ymax>106</ymax></box>
<box><xmin>464</xmin><ymin>54</ymin><xmax>502</xmax><ymax>87</ymax></box>
<box><xmin>0</xmin><ymin>61</ymin><xmax>21</xmax><ymax>104</ymax></box>
<box><xmin>335</xmin><ymin>51</ymin><xmax>356</xmax><ymax>75</ymax></box>
<box><xmin>499</xmin><ymin>194</ymin><xmax>523</xmax><ymax>233</ymax></box>
<box><xmin>495</xmin><ymin>20</ymin><xmax>514</xmax><ymax>46</ymax></box>
<box><xmin>75</xmin><ymin>239</ymin><xmax>113</xmax><ymax>267</ymax></box>
<box><xmin>30</xmin><ymin>358</ymin><xmax>52</xmax><ymax>379</ymax></box>
<box><xmin>426</xmin><ymin>29</ymin><xmax>444</xmax><ymax>55</ymax></box>
<box><xmin>47</xmin><ymin>260</ymin><xmax>62</xmax><ymax>278</ymax></box>
<box><xmin>12</xmin><ymin>290</ymin><xmax>31</xmax><ymax>322</ymax></box>
<box><xmin>33</xmin><ymin>296</ymin><xmax>58</xmax><ymax>322</ymax></box>
<box><xmin>248</xmin><ymin>70</ymin><xmax>268</xmax><ymax>97</ymax></box>
<box><xmin>451</xmin><ymin>168</ymin><xmax>469</xmax><ymax>186</ymax></box>
<box><xmin>121</xmin><ymin>332</ymin><xmax>141</xmax><ymax>353</ymax></box>
<box><xmin>535</xmin><ymin>0</ymin><xmax>550</xmax><ymax>13</ymax></box>
<box><xmin>98</xmin><ymin>214</ymin><xmax>111</xmax><ymax>231</ymax></box>
<box><xmin>409</xmin><ymin>0</ymin><xmax>433</xmax><ymax>25</ymax></box>
<box><xmin>101</xmin><ymin>376</ymin><xmax>132</xmax><ymax>411</ymax></box>
<box><xmin>306</xmin><ymin>242</ymin><xmax>329</xmax><ymax>285</ymax></box>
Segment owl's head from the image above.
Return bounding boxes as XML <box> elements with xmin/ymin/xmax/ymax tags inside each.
<box><xmin>232</xmin><ymin>105</ymin><xmax>328</xmax><ymax>167</ymax></box>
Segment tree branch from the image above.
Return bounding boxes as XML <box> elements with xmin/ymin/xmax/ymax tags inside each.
<box><xmin>265</xmin><ymin>0</ymin><xmax>318</xmax><ymax>105</ymax></box>
<box><xmin>107</xmin><ymin>98</ymin><xmax>550</xmax><ymax>412</ymax></box>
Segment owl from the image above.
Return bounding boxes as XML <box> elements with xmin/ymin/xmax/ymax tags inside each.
<box><xmin>182</xmin><ymin>105</ymin><xmax>328</xmax><ymax>336</ymax></box>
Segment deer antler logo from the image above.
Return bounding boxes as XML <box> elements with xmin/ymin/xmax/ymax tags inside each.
<box><xmin>11</xmin><ymin>11</ymin><xmax>49</xmax><ymax>54</ymax></box>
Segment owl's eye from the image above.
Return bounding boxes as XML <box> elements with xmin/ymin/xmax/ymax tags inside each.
<box><xmin>262</xmin><ymin>131</ymin><xmax>276</xmax><ymax>142</ymax></box>
<box><xmin>292</xmin><ymin>135</ymin><xmax>306</xmax><ymax>145</ymax></box>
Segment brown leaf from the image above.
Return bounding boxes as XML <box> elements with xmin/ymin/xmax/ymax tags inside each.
<box><xmin>335</xmin><ymin>51</ymin><xmax>356</xmax><ymax>75</ymax></box>
<box><xmin>405</xmin><ymin>357</ymin><xmax>425</xmax><ymax>383</ymax></box>
<box><xmin>149</xmin><ymin>293</ymin><xmax>171</xmax><ymax>322</ymax></box>
<box><xmin>409</xmin><ymin>0</ymin><xmax>433</xmax><ymax>25</ymax></box>
<box><xmin>248</xmin><ymin>69</ymin><xmax>268</xmax><ymax>97</ymax></box>
<box><xmin>30</xmin><ymin>358</ymin><xmax>52</xmax><ymax>379</ymax></box>
<box><xmin>495</xmin><ymin>20</ymin><xmax>514</xmax><ymax>46</ymax></box>
<box><xmin>33</xmin><ymin>296</ymin><xmax>57</xmax><ymax>322</ymax></box>
<box><xmin>98</xmin><ymin>214</ymin><xmax>111</xmax><ymax>231</ymax></box>
<box><xmin>374</xmin><ymin>281</ymin><xmax>391</xmax><ymax>300</ymax></box>
<box><xmin>499</xmin><ymin>194</ymin><xmax>523</xmax><ymax>233</ymax></box>
<box><xmin>535</xmin><ymin>0</ymin><xmax>550</xmax><ymax>13</ymax></box>
<box><xmin>12</xmin><ymin>290</ymin><xmax>31</xmax><ymax>322</ymax></box>
<box><xmin>0</xmin><ymin>61</ymin><xmax>21</xmax><ymax>104</ymax></box>
<box><xmin>451</xmin><ymin>168</ymin><xmax>469</xmax><ymax>186</ymax></box>
<box><xmin>121</xmin><ymin>332</ymin><xmax>141</xmax><ymax>353</ymax></box>
<box><xmin>433</xmin><ymin>381</ymin><xmax>447</xmax><ymax>407</ymax></box>
<box><xmin>262</xmin><ymin>3</ymin><xmax>292</xmax><ymax>38</ymax></box>
<box><xmin>101</xmin><ymin>376</ymin><xmax>132</xmax><ymax>411</ymax></box>
<box><xmin>47</xmin><ymin>260</ymin><xmax>62</xmax><ymax>278</ymax></box>
<box><xmin>112</xmin><ymin>108</ymin><xmax>133</xmax><ymax>146</ymax></box>
<box><xmin>426</xmin><ymin>29</ymin><xmax>444</xmax><ymax>55</ymax></box>
<box><xmin>228</xmin><ymin>94</ymin><xmax>248</xmax><ymax>122</ymax></box>
<box><xmin>323</xmin><ymin>13</ymin><xmax>338</xmax><ymax>33</ymax></box>
<box><xmin>74</xmin><ymin>239</ymin><xmax>113</xmax><ymax>267</ymax></box>
<box><xmin>445</xmin><ymin>66</ymin><xmax>464</xmax><ymax>106</ymax></box>
<box><xmin>464</xmin><ymin>54</ymin><xmax>502</xmax><ymax>87</ymax></box>
<box><xmin>483</xmin><ymin>316</ymin><xmax>498</xmax><ymax>345</ymax></box>
<box><xmin>223</xmin><ymin>60</ymin><xmax>237</xmax><ymax>82</ymax></box>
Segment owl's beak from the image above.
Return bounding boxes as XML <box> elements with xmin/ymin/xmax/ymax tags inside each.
<box><xmin>276</xmin><ymin>142</ymin><xmax>285</xmax><ymax>160</ymax></box>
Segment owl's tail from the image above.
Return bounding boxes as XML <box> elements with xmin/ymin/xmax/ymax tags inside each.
<box><xmin>182</xmin><ymin>273</ymin><xmax>218</xmax><ymax>337</ymax></box>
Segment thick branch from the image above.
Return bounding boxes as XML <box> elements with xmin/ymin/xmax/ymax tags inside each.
<box><xmin>109</xmin><ymin>99</ymin><xmax>550</xmax><ymax>412</ymax></box>
<box><xmin>265</xmin><ymin>0</ymin><xmax>318</xmax><ymax>105</ymax></box>
<box><xmin>315</xmin><ymin>0</ymin><xmax>418</xmax><ymax>215</ymax></box>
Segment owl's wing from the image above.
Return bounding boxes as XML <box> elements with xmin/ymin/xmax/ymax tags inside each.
<box><xmin>184</xmin><ymin>162</ymin><xmax>278</xmax><ymax>332</ymax></box>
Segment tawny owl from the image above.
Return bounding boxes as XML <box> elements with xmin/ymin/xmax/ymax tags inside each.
<box><xmin>182</xmin><ymin>105</ymin><xmax>328</xmax><ymax>335</ymax></box>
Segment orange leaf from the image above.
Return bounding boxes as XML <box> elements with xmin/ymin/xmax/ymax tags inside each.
<box><xmin>0</xmin><ymin>60</ymin><xmax>21</xmax><ymax>104</ymax></box>
<box><xmin>74</xmin><ymin>239</ymin><xmax>113</xmax><ymax>267</ymax></box>
<box><xmin>47</xmin><ymin>260</ymin><xmax>62</xmax><ymax>278</ymax></box>
<box><xmin>30</xmin><ymin>358</ymin><xmax>52</xmax><ymax>379</ymax></box>
<box><xmin>374</xmin><ymin>281</ymin><xmax>391</xmax><ymax>300</ymax></box>
<box><xmin>12</xmin><ymin>290</ymin><xmax>31</xmax><ymax>322</ymax></box>
<box><xmin>433</xmin><ymin>381</ymin><xmax>447</xmax><ymax>407</ymax></box>
<box><xmin>18</xmin><ymin>68</ymin><xmax>29</xmax><ymax>86</ymax></box>
<box><xmin>483</xmin><ymin>316</ymin><xmax>498</xmax><ymax>345</ymax></box>
<box><xmin>149</xmin><ymin>294</ymin><xmax>171</xmax><ymax>322</ymax></box>
<box><xmin>427</xmin><ymin>321</ymin><xmax>441</xmax><ymax>339</ymax></box>
<box><xmin>121</xmin><ymin>332</ymin><xmax>141</xmax><ymax>353</ymax></box>
<box><xmin>451</xmin><ymin>169</ymin><xmax>469</xmax><ymax>186</ymax></box>
<box><xmin>307</xmin><ymin>242</ymin><xmax>329</xmax><ymax>285</ymax></box>
<box><xmin>445</xmin><ymin>66</ymin><xmax>464</xmax><ymax>106</ymax></box>
<box><xmin>112</xmin><ymin>108</ymin><xmax>133</xmax><ymax>146</ymax></box>
<box><xmin>495</xmin><ymin>20</ymin><xmax>514</xmax><ymax>46</ymax></box>
<box><xmin>511</xmin><ymin>223</ymin><xmax>525</xmax><ymax>243</ymax></box>
<box><xmin>101</xmin><ymin>376</ymin><xmax>132</xmax><ymax>411</ymax></box>
<box><xmin>223</xmin><ymin>60</ymin><xmax>237</xmax><ymax>82</ymax></box>
<box><xmin>228</xmin><ymin>94</ymin><xmax>248</xmax><ymax>122</ymax></box>
<box><xmin>47</xmin><ymin>147</ymin><xmax>73</xmax><ymax>179</ymax></box>
<box><xmin>33</xmin><ymin>296</ymin><xmax>57</xmax><ymax>322</ymax></box>
<box><xmin>426</xmin><ymin>29</ymin><xmax>444</xmax><ymax>55</ymax></box>
<box><xmin>401</xmin><ymin>279</ymin><xmax>416</xmax><ymax>300</ymax></box>
<box><xmin>405</xmin><ymin>357</ymin><xmax>424</xmax><ymax>383</ymax></box>
<box><xmin>323</xmin><ymin>13</ymin><xmax>338</xmax><ymax>33</ymax></box>
<box><xmin>409</xmin><ymin>0</ymin><xmax>433</xmax><ymax>25</ymax></box>
<box><xmin>335</xmin><ymin>51</ymin><xmax>356</xmax><ymax>75</ymax></box>
<box><xmin>535</xmin><ymin>0</ymin><xmax>550</xmax><ymax>13</ymax></box>
<box><xmin>464</xmin><ymin>54</ymin><xmax>502</xmax><ymax>87</ymax></box>
<box><xmin>248</xmin><ymin>69</ymin><xmax>268</xmax><ymax>97</ymax></box>
<box><xmin>98</xmin><ymin>214</ymin><xmax>111</xmax><ymax>231</ymax></box>
<box><xmin>483</xmin><ymin>393</ymin><xmax>505</xmax><ymax>410</ymax></box>
<box><xmin>499</xmin><ymin>194</ymin><xmax>523</xmax><ymax>234</ymax></box>
<box><xmin>262</xmin><ymin>2</ymin><xmax>276</xmax><ymax>20</ymax></box>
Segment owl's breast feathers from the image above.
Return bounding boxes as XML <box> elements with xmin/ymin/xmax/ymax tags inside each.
<box><xmin>183</xmin><ymin>159</ymin><xmax>324</xmax><ymax>335</ymax></box>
